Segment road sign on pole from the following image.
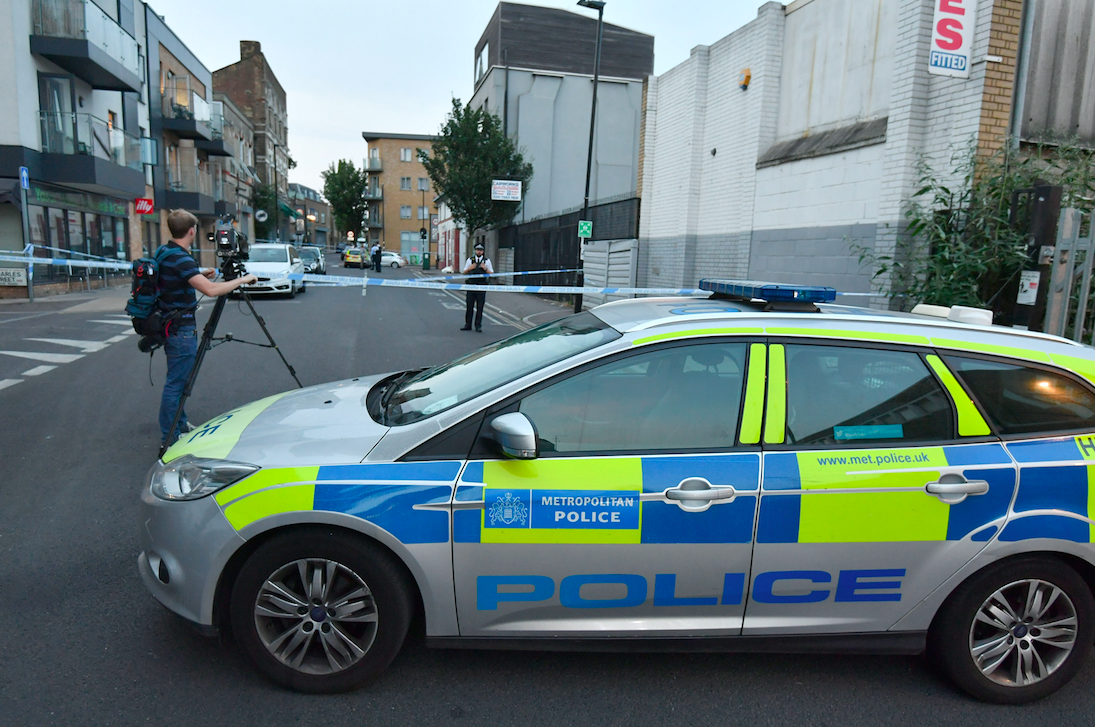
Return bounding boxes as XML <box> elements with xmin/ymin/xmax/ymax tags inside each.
<box><xmin>19</xmin><ymin>166</ymin><xmax>29</xmax><ymax>190</ymax></box>
<box><xmin>18</xmin><ymin>167</ymin><xmax>33</xmax><ymax>301</ymax></box>
<box><xmin>578</xmin><ymin>220</ymin><xmax>593</xmax><ymax>239</ymax></box>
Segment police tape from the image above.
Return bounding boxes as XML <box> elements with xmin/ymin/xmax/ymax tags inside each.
<box><xmin>429</xmin><ymin>268</ymin><xmax>579</xmax><ymax>281</ymax></box>
<box><xmin>0</xmin><ymin>253</ymin><xmax>892</xmax><ymax>299</ymax></box>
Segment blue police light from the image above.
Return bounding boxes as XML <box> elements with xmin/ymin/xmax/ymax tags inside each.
<box><xmin>699</xmin><ymin>279</ymin><xmax>837</xmax><ymax>304</ymax></box>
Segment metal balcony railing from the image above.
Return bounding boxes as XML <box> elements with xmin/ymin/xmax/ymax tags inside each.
<box><xmin>168</xmin><ymin>162</ymin><xmax>213</xmax><ymax>196</ymax></box>
<box><xmin>365</xmin><ymin>158</ymin><xmax>382</xmax><ymax>171</ymax></box>
<box><xmin>39</xmin><ymin>111</ymin><xmax>142</xmax><ymax>170</ymax></box>
<box><xmin>32</xmin><ymin>0</ymin><xmax>140</xmax><ymax>77</ymax></box>
<box><xmin>364</xmin><ymin>185</ymin><xmax>382</xmax><ymax>200</ymax></box>
<box><xmin>162</xmin><ymin>78</ymin><xmax>211</xmax><ymax>123</ymax></box>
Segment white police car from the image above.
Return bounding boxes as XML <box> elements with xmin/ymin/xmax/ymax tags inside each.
<box><xmin>139</xmin><ymin>281</ymin><xmax>1095</xmax><ymax>702</ymax></box>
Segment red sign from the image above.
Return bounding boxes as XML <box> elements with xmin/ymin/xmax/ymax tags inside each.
<box><xmin>135</xmin><ymin>198</ymin><xmax>154</xmax><ymax>215</ymax></box>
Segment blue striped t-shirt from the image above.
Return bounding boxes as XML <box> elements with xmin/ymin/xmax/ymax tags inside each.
<box><xmin>157</xmin><ymin>242</ymin><xmax>201</xmax><ymax>321</ymax></box>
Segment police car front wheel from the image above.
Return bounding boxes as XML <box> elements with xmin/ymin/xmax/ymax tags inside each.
<box><xmin>230</xmin><ymin>529</ymin><xmax>413</xmax><ymax>693</ymax></box>
<box><xmin>929</xmin><ymin>557</ymin><xmax>1095</xmax><ymax>704</ymax></box>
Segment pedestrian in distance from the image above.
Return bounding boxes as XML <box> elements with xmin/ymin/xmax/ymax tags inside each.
<box><xmin>157</xmin><ymin>210</ymin><xmax>256</xmax><ymax>448</ymax></box>
<box><xmin>460</xmin><ymin>242</ymin><xmax>493</xmax><ymax>332</ymax></box>
<box><xmin>371</xmin><ymin>242</ymin><xmax>382</xmax><ymax>273</ymax></box>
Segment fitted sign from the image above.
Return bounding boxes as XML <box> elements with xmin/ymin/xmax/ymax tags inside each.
<box><xmin>929</xmin><ymin>0</ymin><xmax>977</xmax><ymax>78</ymax></box>
<box><xmin>490</xmin><ymin>180</ymin><xmax>522</xmax><ymax>202</ymax></box>
<box><xmin>0</xmin><ymin>268</ymin><xmax>28</xmax><ymax>286</ymax></box>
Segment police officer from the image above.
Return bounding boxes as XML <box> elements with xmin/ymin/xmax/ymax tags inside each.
<box><xmin>157</xmin><ymin>210</ymin><xmax>255</xmax><ymax>447</ymax></box>
<box><xmin>460</xmin><ymin>242</ymin><xmax>493</xmax><ymax>332</ymax></box>
<box><xmin>371</xmin><ymin>242</ymin><xmax>382</xmax><ymax>273</ymax></box>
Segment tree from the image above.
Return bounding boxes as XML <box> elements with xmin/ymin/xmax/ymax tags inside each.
<box><xmin>419</xmin><ymin>98</ymin><xmax>533</xmax><ymax>236</ymax></box>
<box><xmin>322</xmin><ymin>160</ymin><xmax>368</xmax><ymax>241</ymax></box>
<box><xmin>252</xmin><ymin>182</ymin><xmax>276</xmax><ymax>240</ymax></box>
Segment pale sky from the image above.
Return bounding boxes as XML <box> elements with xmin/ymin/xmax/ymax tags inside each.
<box><xmin>151</xmin><ymin>0</ymin><xmax>766</xmax><ymax>194</ymax></box>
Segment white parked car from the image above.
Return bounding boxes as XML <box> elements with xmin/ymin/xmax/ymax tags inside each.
<box><xmin>242</xmin><ymin>244</ymin><xmax>306</xmax><ymax>297</ymax></box>
<box><xmin>381</xmin><ymin>251</ymin><xmax>407</xmax><ymax>268</ymax></box>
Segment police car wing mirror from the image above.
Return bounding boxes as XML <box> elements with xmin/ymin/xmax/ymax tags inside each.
<box><xmin>489</xmin><ymin>413</ymin><xmax>539</xmax><ymax>460</ymax></box>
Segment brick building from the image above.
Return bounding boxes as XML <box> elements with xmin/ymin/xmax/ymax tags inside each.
<box><xmin>213</xmin><ymin>41</ymin><xmax>290</xmax><ymax>240</ymax></box>
<box><xmin>359</xmin><ymin>133</ymin><xmax>435</xmax><ymax>261</ymax></box>
<box><xmin>637</xmin><ymin>0</ymin><xmax>1075</xmax><ymax>297</ymax></box>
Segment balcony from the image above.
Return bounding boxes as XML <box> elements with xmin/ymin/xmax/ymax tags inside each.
<box><xmin>38</xmin><ymin>111</ymin><xmax>144</xmax><ymax>196</ymax></box>
<box><xmin>363</xmin><ymin>185</ymin><xmax>383</xmax><ymax>200</ymax></box>
<box><xmin>164</xmin><ymin>160</ymin><xmax>214</xmax><ymax>215</ymax></box>
<box><xmin>195</xmin><ymin>109</ymin><xmax>231</xmax><ymax>156</ymax></box>
<box><xmin>161</xmin><ymin>79</ymin><xmax>212</xmax><ymax>141</ymax></box>
<box><xmin>31</xmin><ymin>0</ymin><xmax>141</xmax><ymax>92</ymax></box>
<box><xmin>365</xmin><ymin>158</ymin><xmax>382</xmax><ymax>172</ymax></box>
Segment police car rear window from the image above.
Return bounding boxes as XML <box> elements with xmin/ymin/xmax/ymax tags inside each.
<box><xmin>785</xmin><ymin>344</ymin><xmax>954</xmax><ymax>445</ymax></box>
<box><xmin>945</xmin><ymin>356</ymin><xmax>1095</xmax><ymax>435</ymax></box>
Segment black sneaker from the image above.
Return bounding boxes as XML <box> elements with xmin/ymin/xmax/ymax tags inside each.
<box><xmin>460</xmin><ymin>326</ymin><xmax>472</xmax><ymax>331</ymax></box>
<box><xmin>475</xmin><ymin>328</ymin><xmax>483</xmax><ymax>332</ymax></box>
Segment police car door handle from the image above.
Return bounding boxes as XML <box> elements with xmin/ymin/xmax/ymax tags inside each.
<box><xmin>925</xmin><ymin>475</ymin><xmax>989</xmax><ymax>505</ymax></box>
<box><xmin>664</xmin><ymin>477</ymin><xmax>737</xmax><ymax>503</ymax></box>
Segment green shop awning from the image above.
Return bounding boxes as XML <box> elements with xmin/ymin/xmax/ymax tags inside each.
<box><xmin>278</xmin><ymin>201</ymin><xmax>298</xmax><ymax>218</ymax></box>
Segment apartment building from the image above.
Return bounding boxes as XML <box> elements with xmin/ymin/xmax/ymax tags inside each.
<box><xmin>287</xmin><ymin>182</ymin><xmax>333</xmax><ymax>249</ymax></box>
<box><xmin>359</xmin><ymin>133</ymin><xmax>434</xmax><ymax>261</ymax></box>
<box><xmin>210</xmin><ymin>92</ymin><xmax>256</xmax><ymax>242</ymax></box>
<box><xmin>213</xmin><ymin>41</ymin><xmax>290</xmax><ymax>240</ymax></box>
<box><xmin>0</xmin><ymin>0</ymin><xmax>259</xmax><ymax>295</ymax></box>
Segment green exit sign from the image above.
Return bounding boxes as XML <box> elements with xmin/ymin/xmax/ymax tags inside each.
<box><xmin>577</xmin><ymin>220</ymin><xmax>593</xmax><ymax>239</ymax></box>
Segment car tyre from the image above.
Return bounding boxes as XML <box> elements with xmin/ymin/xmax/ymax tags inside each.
<box><xmin>288</xmin><ymin>282</ymin><xmax>297</xmax><ymax>299</ymax></box>
<box><xmin>230</xmin><ymin>529</ymin><xmax>413</xmax><ymax>693</ymax></box>
<box><xmin>391</xmin><ymin>262</ymin><xmax>399</xmax><ymax>268</ymax></box>
<box><xmin>928</xmin><ymin>556</ymin><xmax>1094</xmax><ymax>704</ymax></box>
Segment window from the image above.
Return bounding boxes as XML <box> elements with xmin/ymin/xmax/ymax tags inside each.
<box><xmin>418</xmin><ymin>206</ymin><xmax>428</xmax><ymax>220</ymax></box>
<box><xmin>400</xmin><ymin>147</ymin><xmax>412</xmax><ymax>162</ymax></box>
<box><xmin>946</xmin><ymin>356</ymin><xmax>1095</xmax><ymax>435</ymax></box>
<box><xmin>380</xmin><ymin>312</ymin><xmax>620</xmax><ymax>425</ymax></box>
<box><xmin>519</xmin><ymin>343</ymin><xmax>748</xmax><ymax>453</ymax></box>
<box><xmin>417</xmin><ymin>177</ymin><xmax>429</xmax><ymax>191</ymax></box>
<box><xmin>785</xmin><ymin>344</ymin><xmax>953</xmax><ymax>445</ymax></box>
<box><xmin>400</xmin><ymin>177</ymin><xmax>411</xmax><ymax>190</ymax></box>
<box><xmin>400</xmin><ymin>205</ymin><xmax>412</xmax><ymax>219</ymax></box>
<box><xmin>417</xmin><ymin>148</ymin><xmax>429</xmax><ymax>160</ymax></box>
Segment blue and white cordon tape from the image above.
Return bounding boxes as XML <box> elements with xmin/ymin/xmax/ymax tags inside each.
<box><xmin>0</xmin><ymin>253</ymin><xmax>883</xmax><ymax>298</ymax></box>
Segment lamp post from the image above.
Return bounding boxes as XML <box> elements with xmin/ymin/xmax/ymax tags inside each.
<box><xmin>574</xmin><ymin>0</ymin><xmax>605</xmax><ymax>313</ymax></box>
<box><xmin>268</xmin><ymin>136</ymin><xmax>286</xmax><ymax>241</ymax></box>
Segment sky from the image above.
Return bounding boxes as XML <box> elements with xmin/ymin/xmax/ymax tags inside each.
<box><xmin>151</xmin><ymin>0</ymin><xmax>766</xmax><ymax>194</ymax></box>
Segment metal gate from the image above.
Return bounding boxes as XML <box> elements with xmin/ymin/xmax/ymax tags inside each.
<box><xmin>1044</xmin><ymin>208</ymin><xmax>1095</xmax><ymax>341</ymax></box>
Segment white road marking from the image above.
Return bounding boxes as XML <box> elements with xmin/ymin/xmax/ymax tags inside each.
<box><xmin>25</xmin><ymin>337</ymin><xmax>110</xmax><ymax>353</ymax></box>
<box><xmin>21</xmin><ymin>365</ymin><xmax>56</xmax><ymax>376</ymax></box>
<box><xmin>87</xmin><ymin>319</ymin><xmax>133</xmax><ymax>326</ymax></box>
<box><xmin>0</xmin><ymin>350</ymin><xmax>84</xmax><ymax>363</ymax></box>
<box><xmin>0</xmin><ymin>379</ymin><xmax>22</xmax><ymax>391</ymax></box>
<box><xmin>105</xmin><ymin>334</ymin><xmax>131</xmax><ymax>343</ymax></box>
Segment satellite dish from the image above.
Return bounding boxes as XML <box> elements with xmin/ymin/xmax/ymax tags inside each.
<box><xmin>255</xmin><ymin>209</ymin><xmax>269</xmax><ymax>223</ymax></box>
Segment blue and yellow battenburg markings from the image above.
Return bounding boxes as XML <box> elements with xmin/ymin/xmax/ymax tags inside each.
<box><xmin>214</xmin><ymin>461</ymin><xmax>461</xmax><ymax>543</ymax></box>
<box><xmin>1003</xmin><ymin>435</ymin><xmax>1095</xmax><ymax>543</ymax></box>
<box><xmin>757</xmin><ymin>443</ymin><xmax>1016</xmax><ymax>544</ymax></box>
<box><xmin>455</xmin><ymin>455</ymin><xmax>760</xmax><ymax>545</ymax></box>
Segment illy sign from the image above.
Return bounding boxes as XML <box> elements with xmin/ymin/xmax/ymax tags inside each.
<box><xmin>135</xmin><ymin>198</ymin><xmax>154</xmax><ymax>215</ymax></box>
<box><xmin>929</xmin><ymin>0</ymin><xmax>977</xmax><ymax>79</ymax></box>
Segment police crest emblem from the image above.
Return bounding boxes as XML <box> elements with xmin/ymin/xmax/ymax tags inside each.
<box><xmin>488</xmin><ymin>492</ymin><xmax>528</xmax><ymax>527</ymax></box>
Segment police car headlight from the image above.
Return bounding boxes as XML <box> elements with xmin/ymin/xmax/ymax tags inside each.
<box><xmin>149</xmin><ymin>455</ymin><xmax>259</xmax><ymax>501</ymax></box>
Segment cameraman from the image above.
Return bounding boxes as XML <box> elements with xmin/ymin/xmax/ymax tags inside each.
<box><xmin>460</xmin><ymin>242</ymin><xmax>493</xmax><ymax>332</ymax></box>
<box><xmin>157</xmin><ymin>210</ymin><xmax>256</xmax><ymax>447</ymax></box>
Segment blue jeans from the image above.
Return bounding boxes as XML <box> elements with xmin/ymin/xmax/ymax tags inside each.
<box><xmin>160</xmin><ymin>325</ymin><xmax>197</xmax><ymax>444</ymax></box>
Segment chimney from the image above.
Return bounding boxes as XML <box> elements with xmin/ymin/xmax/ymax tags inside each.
<box><xmin>240</xmin><ymin>41</ymin><xmax>261</xmax><ymax>60</ymax></box>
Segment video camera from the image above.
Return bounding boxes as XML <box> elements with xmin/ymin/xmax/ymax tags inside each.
<box><xmin>208</xmin><ymin>216</ymin><xmax>249</xmax><ymax>280</ymax></box>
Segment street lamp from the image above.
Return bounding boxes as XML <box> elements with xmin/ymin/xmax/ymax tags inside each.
<box><xmin>268</xmin><ymin>136</ymin><xmax>287</xmax><ymax>241</ymax></box>
<box><xmin>307</xmin><ymin>210</ymin><xmax>317</xmax><ymax>246</ymax></box>
<box><xmin>574</xmin><ymin>0</ymin><xmax>605</xmax><ymax>313</ymax></box>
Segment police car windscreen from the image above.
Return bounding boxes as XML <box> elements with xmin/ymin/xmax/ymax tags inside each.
<box><xmin>249</xmin><ymin>248</ymin><xmax>290</xmax><ymax>263</ymax></box>
<box><xmin>381</xmin><ymin>312</ymin><xmax>620</xmax><ymax>426</ymax></box>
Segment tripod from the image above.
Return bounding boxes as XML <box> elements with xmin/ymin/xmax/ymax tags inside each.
<box><xmin>159</xmin><ymin>257</ymin><xmax>302</xmax><ymax>457</ymax></box>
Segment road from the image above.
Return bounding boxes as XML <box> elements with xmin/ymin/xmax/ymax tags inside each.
<box><xmin>1</xmin><ymin>252</ymin><xmax>1093</xmax><ymax>726</ymax></box>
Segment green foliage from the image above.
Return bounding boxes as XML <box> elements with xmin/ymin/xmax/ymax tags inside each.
<box><xmin>252</xmin><ymin>182</ymin><xmax>276</xmax><ymax>240</ymax></box>
<box><xmin>420</xmin><ymin>98</ymin><xmax>533</xmax><ymax>235</ymax></box>
<box><xmin>321</xmin><ymin>160</ymin><xmax>368</xmax><ymax>241</ymax></box>
<box><xmin>856</xmin><ymin>141</ymin><xmax>1095</xmax><ymax>310</ymax></box>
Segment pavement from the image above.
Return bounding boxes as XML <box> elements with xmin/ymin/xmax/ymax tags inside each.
<box><xmin>1</xmin><ymin>251</ymin><xmax>1095</xmax><ymax>725</ymax></box>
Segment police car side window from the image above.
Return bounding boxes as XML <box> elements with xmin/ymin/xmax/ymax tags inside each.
<box><xmin>785</xmin><ymin>344</ymin><xmax>954</xmax><ymax>446</ymax></box>
<box><xmin>945</xmin><ymin>356</ymin><xmax>1095</xmax><ymax>435</ymax></box>
<box><xmin>519</xmin><ymin>343</ymin><xmax>748</xmax><ymax>453</ymax></box>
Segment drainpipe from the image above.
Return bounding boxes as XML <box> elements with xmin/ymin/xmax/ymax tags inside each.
<box><xmin>1008</xmin><ymin>0</ymin><xmax>1036</xmax><ymax>150</ymax></box>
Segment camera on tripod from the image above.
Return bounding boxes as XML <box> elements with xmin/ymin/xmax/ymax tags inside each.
<box><xmin>207</xmin><ymin>216</ymin><xmax>250</xmax><ymax>280</ymax></box>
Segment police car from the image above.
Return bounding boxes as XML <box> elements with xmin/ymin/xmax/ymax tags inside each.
<box><xmin>139</xmin><ymin>281</ymin><xmax>1095</xmax><ymax>703</ymax></box>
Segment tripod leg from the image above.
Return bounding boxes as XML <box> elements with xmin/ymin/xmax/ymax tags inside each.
<box><xmin>159</xmin><ymin>296</ymin><xmax>228</xmax><ymax>458</ymax></box>
<box><xmin>240</xmin><ymin>289</ymin><xmax>303</xmax><ymax>388</ymax></box>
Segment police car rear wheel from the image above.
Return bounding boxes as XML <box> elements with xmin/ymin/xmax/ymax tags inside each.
<box><xmin>929</xmin><ymin>558</ymin><xmax>1094</xmax><ymax>704</ymax></box>
<box><xmin>230</xmin><ymin>530</ymin><xmax>413</xmax><ymax>693</ymax></box>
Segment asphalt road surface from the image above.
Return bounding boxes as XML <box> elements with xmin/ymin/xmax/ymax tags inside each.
<box><xmin>1</xmin><ymin>254</ymin><xmax>1094</xmax><ymax>726</ymax></box>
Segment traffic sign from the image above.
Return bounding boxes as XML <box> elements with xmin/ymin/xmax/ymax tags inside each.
<box><xmin>135</xmin><ymin>198</ymin><xmax>154</xmax><ymax>215</ymax></box>
<box><xmin>255</xmin><ymin>209</ymin><xmax>269</xmax><ymax>223</ymax></box>
<box><xmin>19</xmin><ymin>167</ymin><xmax>29</xmax><ymax>190</ymax></box>
<box><xmin>578</xmin><ymin>220</ymin><xmax>593</xmax><ymax>239</ymax></box>
<box><xmin>419</xmin><ymin>228</ymin><xmax>427</xmax><ymax>240</ymax></box>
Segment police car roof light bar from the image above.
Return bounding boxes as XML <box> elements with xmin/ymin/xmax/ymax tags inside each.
<box><xmin>699</xmin><ymin>279</ymin><xmax>838</xmax><ymax>304</ymax></box>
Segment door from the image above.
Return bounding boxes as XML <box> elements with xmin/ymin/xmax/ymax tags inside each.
<box><xmin>38</xmin><ymin>74</ymin><xmax>74</xmax><ymax>154</ymax></box>
<box><xmin>453</xmin><ymin>340</ymin><xmax>765</xmax><ymax>637</ymax></box>
<box><xmin>747</xmin><ymin>342</ymin><xmax>1017</xmax><ymax>635</ymax></box>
